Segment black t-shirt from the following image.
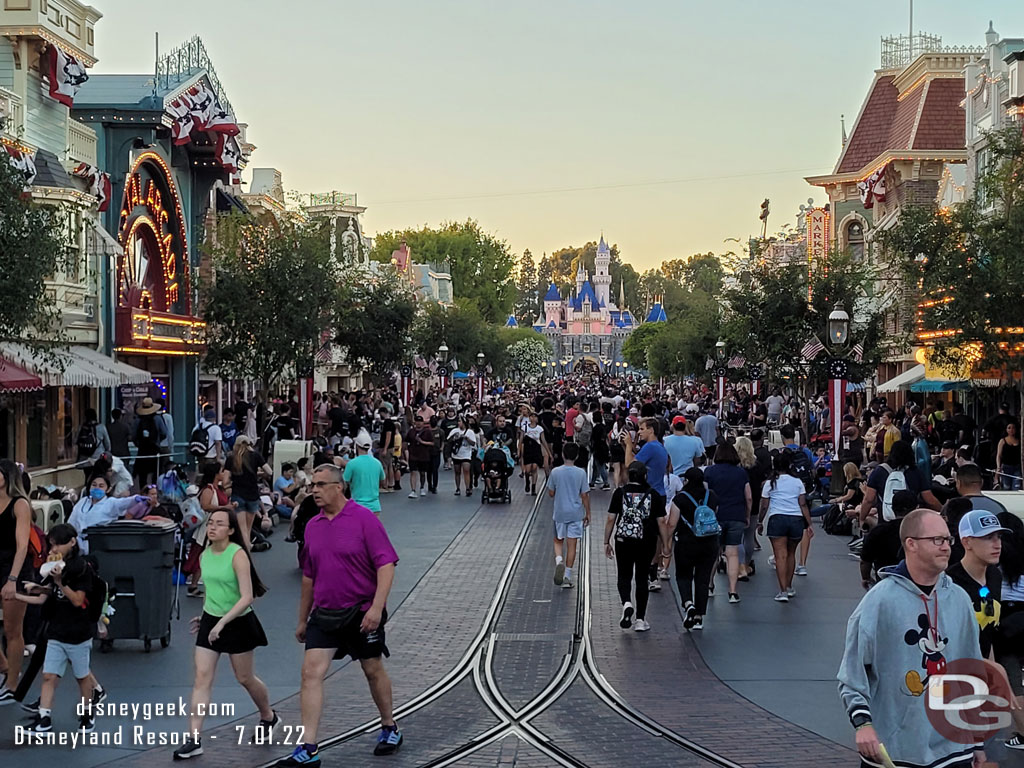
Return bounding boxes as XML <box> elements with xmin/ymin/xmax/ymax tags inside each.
<box><xmin>591</xmin><ymin>419</ymin><xmax>609</xmax><ymax>461</ymax></box>
<box><xmin>947</xmin><ymin>562</ymin><xmax>1002</xmax><ymax>658</ymax></box>
<box><xmin>953</xmin><ymin>414</ymin><xmax>977</xmax><ymax>446</ymax></box>
<box><xmin>328</xmin><ymin>407</ymin><xmax>347</xmax><ymax>437</ymax></box>
<box><xmin>608</xmin><ymin>482</ymin><xmax>664</xmax><ymax>540</ymax></box>
<box><xmin>860</xmin><ymin>519</ymin><xmax>903</xmax><ymax>572</ymax></box>
<box><xmin>846</xmin><ymin>478</ymin><xmax>864</xmax><ymax>507</ymax></box>
<box><xmin>45</xmin><ymin>556</ymin><xmax>94</xmax><ymax>644</ymax></box>
<box><xmin>228</xmin><ymin>450</ymin><xmax>266</xmax><ymax>501</ymax></box>
<box><xmin>487</xmin><ymin>424</ymin><xmax>516</xmax><ymax>449</ymax></box>
<box><xmin>380</xmin><ymin>419</ymin><xmax>396</xmax><ymax>449</ymax></box>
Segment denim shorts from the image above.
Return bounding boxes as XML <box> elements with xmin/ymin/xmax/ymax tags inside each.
<box><xmin>554</xmin><ymin>520</ymin><xmax>584</xmax><ymax>540</ymax></box>
<box><xmin>232</xmin><ymin>496</ymin><xmax>261</xmax><ymax>515</ymax></box>
<box><xmin>719</xmin><ymin>519</ymin><xmax>746</xmax><ymax>547</ymax></box>
<box><xmin>766</xmin><ymin>514</ymin><xmax>807</xmax><ymax>542</ymax></box>
<box><xmin>43</xmin><ymin>639</ymin><xmax>91</xmax><ymax>679</ymax></box>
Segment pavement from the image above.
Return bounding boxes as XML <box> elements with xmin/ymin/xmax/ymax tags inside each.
<box><xmin>3</xmin><ymin>470</ymin><xmax>1023</xmax><ymax>767</ymax></box>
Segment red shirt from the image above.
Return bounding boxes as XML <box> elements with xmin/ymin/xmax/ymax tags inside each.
<box><xmin>566</xmin><ymin>407</ymin><xmax>579</xmax><ymax>438</ymax></box>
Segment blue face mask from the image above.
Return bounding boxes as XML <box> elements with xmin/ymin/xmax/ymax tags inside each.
<box><xmin>89</xmin><ymin>487</ymin><xmax>106</xmax><ymax>502</ymax></box>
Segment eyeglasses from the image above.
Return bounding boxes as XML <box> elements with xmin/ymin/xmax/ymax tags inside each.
<box><xmin>908</xmin><ymin>536</ymin><xmax>955</xmax><ymax>547</ymax></box>
<box><xmin>311</xmin><ymin>481</ymin><xmax>340</xmax><ymax>489</ymax></box>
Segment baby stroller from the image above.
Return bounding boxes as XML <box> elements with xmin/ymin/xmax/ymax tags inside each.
<box><xmin>481</xmin><ymin>445</ymin><xmax>513</xmax><ymax>504</ymax></box>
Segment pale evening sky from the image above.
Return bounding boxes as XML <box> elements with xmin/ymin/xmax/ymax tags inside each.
<box><xmin>90</xmin><ymin>0</ymin><xmax>1024</xmax><ymax>272</ymax></box>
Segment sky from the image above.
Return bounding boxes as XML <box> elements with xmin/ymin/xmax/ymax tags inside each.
<box><xmin>89</xmin><ymin>0</ymin><xmax>1024</xmax><ymax>272</ymax></box>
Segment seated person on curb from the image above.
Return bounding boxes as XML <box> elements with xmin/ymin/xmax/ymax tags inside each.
<box><xmin>67</xmin><ymin>476</ymin><xmax>148</xmax><ymax>554</ymax></box>
<box><xmin>274</xmin><ymin>463</ymin><xmax>300</xmax><ymax>519</ymax></box>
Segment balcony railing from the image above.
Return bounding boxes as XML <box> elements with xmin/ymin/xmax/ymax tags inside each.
<box><xmin>0</xmin><ymin>86</ymin><xmax>24</xmax><ymax>138</ymax></box>
<box><xmin>67</xmin><ymin>120</ymin><xmax>97</xmax><ymax>167</ymax></box>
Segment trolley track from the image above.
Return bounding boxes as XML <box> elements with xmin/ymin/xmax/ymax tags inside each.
<box><xmin>261</xmin><ymin>484</ymin><xmax>746</xmax><ymax>768</ymax></box>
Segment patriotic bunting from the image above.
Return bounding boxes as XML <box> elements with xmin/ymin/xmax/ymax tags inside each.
<box><xmin>71</xmin><ymin>163</ymin><xmax>112</xmax><ymax>212</ymax></box>
<box><xmin>45</xmin><ymin>46</ymin><xmax>88</xmax><ymax>108</ymax></box>
<box><xmin>858</xmin><ymin>166</ymin><xmax>887</xmax><ymax>209</ymax></box>
<box><xmin>165</xmin><ymin>84</ymin><xmax>243</xmax><ymax>173</ymax></box>
<box><xmin>5</xmin><ymin>145</ymin><xmax>36</xmax><ymax>187</ymax></box>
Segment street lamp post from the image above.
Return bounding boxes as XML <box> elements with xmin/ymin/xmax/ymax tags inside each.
<box><xmin>437</xmin><ymin>342</ymin><xmax>450</xmax><ymax>392</ymax></box>
<box><xmin>715</xmin><ymin>339</ymin><xmax>728</xmax><ymax>419</ymax></box>
<box><xmin>827</xmin><ymin>302</ymin><xmax>853</xmax><ymax>492</ymax></box>
<box><xmin>476</xmin><ymin>351</ymin><xmax>486</xmax><ymax>402</ymax></box>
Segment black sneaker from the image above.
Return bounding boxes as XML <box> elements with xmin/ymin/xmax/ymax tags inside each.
<box><xmin>1007</xmin><ymin>733</ymin><xmax>1024</xmax><ymax>750</ymax></box>
<box><xmin>683</xmin><ymin>603</ymin><xmax>697</xmax><ymax>630</ymax></box>
<box><xmin>29</xmin><ymin>714</ymin><xmax>52</xmax><ymax>732</ymax></box>
<box><xmin>79</xmin><ymin>713</ymin><xmax>95</xmax><ymax>732</ymax></box>
<box><xmin>91</xmin><ymin>685</ymin><xmax>108</xmax><ymax>707</ymax></box>
<box><xmin>374</xmin><ymin>725</ymin><xmax>403</xmax><ymax>756</ymax></box>
<box><xmin>173</xmin><ymin>736</ymin><xmax>204</xmax><ymax>760</ymax></box>
<box><xmin>251</xmin><ymin>710</ymin><xmax>281</xmax><ymax>744</ymax></box>
<box><xmin>20</xmin><ymin>697</ymin><xmax>40</xmax><ymax>714</ymax></box>
<box><xmin>274</xmin><ymin>744</ymin><xmax>321</xmax><ymax>766</ymax></box>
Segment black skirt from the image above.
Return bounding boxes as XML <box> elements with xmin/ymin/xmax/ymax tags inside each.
<box><xmin>195</xmin><ymin>610</ymin><xmax>268</xmax><ymax>655</ymax></box>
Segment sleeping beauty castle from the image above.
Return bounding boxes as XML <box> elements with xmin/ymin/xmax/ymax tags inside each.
<box><xmin>506</xmin><ymin>236</ymin><xmax>667</xmax><ymax>374</ymax></box>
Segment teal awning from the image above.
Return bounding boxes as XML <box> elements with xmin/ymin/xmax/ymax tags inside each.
<box><xmin>910</xmin><ymin>379</ymin><xmax>971</xmax><ymax>393</ymax></box>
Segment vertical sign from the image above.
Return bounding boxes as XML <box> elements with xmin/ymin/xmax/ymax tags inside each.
<box><xmin>805</xmin><ymin>207</ymin><xmax>831</xmax><ymax>300</ymax></box>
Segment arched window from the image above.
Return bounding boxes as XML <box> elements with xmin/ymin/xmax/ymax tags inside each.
<box><xmin>847</xmin><ymin>220</ymin><xmax>865</xmax><ymax>262</ymax></box>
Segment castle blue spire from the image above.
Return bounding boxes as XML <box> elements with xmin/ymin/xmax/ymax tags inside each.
<box><xmin>645</xmin><ymin>303</ymin><xmax>667</xmax><ymax>323</ymax></box>
<box><xmin>543</xmin><ymin>283</ymin><xmax>561</xmax><ymax>301</ymax></box>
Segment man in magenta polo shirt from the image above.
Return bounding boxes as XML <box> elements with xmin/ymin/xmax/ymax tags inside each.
<box><xmin>276</xmin><ymin>464</ymin><xmax>401</xmax><ymax>766</ymax></box>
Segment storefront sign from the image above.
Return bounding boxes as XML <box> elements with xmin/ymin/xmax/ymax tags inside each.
<box><xmin>806</xmin><ymin>208</ymin><xmax>831</xmax><ymax>263</ymax></box>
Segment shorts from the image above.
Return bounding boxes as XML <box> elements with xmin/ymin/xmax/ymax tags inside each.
<box><xmin>554</xmin><ymin>520</ymin><xmax>584</xmax><ymax>540</ymax></box>
<box><xmin>196</xmin><ymin>610</ymin><xmax>268</xmax><ymax>655</ymax></box>
<box><xmin>43</xmin><ymin>639</ymin><xmax>91</xmax><ymax>679</ymax></box>
<box><xmin>379</xmin><ymin>453</ymin><xmax>394</xmax><ymax>469</ymax></box>
<box><xmin>704</xmin><ymin>445</ymin><xmax>717</xmax><ymax>462</ymax></box>
<box><xmin>719</xmin><ymin>519</ymin><xmax>746</xmax><ymax>547</ymax></box>
<box><xmin>453</xmin><ymin>457</ymin><xmax>472</xmax><ymax>467</ymax></box>
<box><xmin>0</xmin><ymin>551</ymin><xmax>33</xmax><ymax>587</ymax></box>
<box><xmin>305</xmin><ymin>606</ymin><xmax>390</xmax><ymax>661</ymax></box>
<box><xmin>232</xmin><ymin>497</ymin><xmax>260</xmax><ymax>515</ymax></box>
<box><xmin>766</xmin><ymin>514</ymin><xmax>806</xmax><ymax>542</ymax></box>
<box><xmin>410</xmin><ymin>460</ymin><xmax>430</xmax><ymax>473</ymax></box>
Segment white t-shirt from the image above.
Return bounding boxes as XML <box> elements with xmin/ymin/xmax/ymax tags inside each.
<box><xmin>765</xmin><ymin>395</ymin><xmax>784</xmax><ymax>417</ymax></box>
<box><xmin>447</xmin><ymin>427</ymin><xmax>478</xmax><ymax>460</ymax></box>
<box><xmin>761</xmin><ymin>474</ymin><xmax>806</xmax><ymax>517</ymax></box>
<box><xmin>200</xmin><ymin>419</ymin><xmax>223</xmax><ymax>458</ymax></box>
<box><xmin>663</xmin><ymin>473</ymin><xmax>684</xmax><ymax>499</ymax></box>
<box><xmin>524</xmin><ymin>424</ymin><xmax>545</xmax><ymax>445</ymax></box>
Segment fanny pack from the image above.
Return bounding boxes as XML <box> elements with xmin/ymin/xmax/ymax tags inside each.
<box><xmin>311</xmin><ymin>606</ymin><xmax>361</xmax><ymax>633</ymax></box>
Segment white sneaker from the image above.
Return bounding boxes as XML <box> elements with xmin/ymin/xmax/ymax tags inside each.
<box><xmin>619</xmin><ymin>602</ymin><xmax>635</xmax><ymax>629</ymax></box>
<box><xmin>420</xmin><ymin>488</ymin><xmax>426</xmax><ymax>497</ymax></box>
<box><xmin>554</xmin><ymin>561</ymin><xmax>565</xmax><ymax>585</ymax></box>
<box><xmin>561</xmin><ymin>577</ymin><xmax>574</xmax><ymax>589</ymax></box>
<box><xmin>768</xmin><ymin>555</ymin><xmax>776</xmax><ymax>569</ymax></box>
<box><xmin>633</xmin><ymin>619</ymin><xmax>650</xmax><ymax>632</ymax></box>
<box><xmin>658</xmin><ymin>568</ymin><xmax>669</xmax><ymax>581</ymax></box>
<box><xmin>786</xmin><ymin>586</ymin><xmax>796</xmax><ymax>598</ymax></box>
<box><xmin>774</xmin><ymin>592</ymin><xmax>789</xmax><ymax>602</ymax></box>
<box><xmin>795</xmin><ymin>565</ymin><xmax>808</xmax><ymax>576</ymax></box>
<box><xmin>648</xmin><ymin>579</ymin><xmax>661</xmax><ymax>592</ymax></box>
<box><xmin>691</xmin><ymin>616</ymin><xmax>703</xmax><ymax>630</ymax></box>
<box><xmin>408</xmin><ymin>492</ymin><xmax>417</xmax><ymax>499</ymax></box>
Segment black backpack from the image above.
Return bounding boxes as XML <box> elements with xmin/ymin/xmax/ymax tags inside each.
<box><xmin>188</xmin><ymin>423</ymin><xmax>211</xmax><ymax>457</ymax></box>
<box><xmin>84</xmin><ymin>562</ymin><xmax>108</xmax><ymax>624</ymax></box>
<box><xmin>822</xmin><ymin>503</ymin><xmax>853</xmax><ymax>536</ymax></box>
<box><xmin>76</xmin><ymin>422</ymin><xmax>98</xmax><ymax>456</ymax></box>
<box><xmin>785</xmin><ymin>445</ymin><xmax>814</xmax><ymax>490</ymax></box>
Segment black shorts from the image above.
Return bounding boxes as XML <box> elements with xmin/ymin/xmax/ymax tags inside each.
<box><xmin>0</xmin><ymin>551</ymin><xmax>33</xmax><ymax>588</ymax></box>
<box><xmin>410</xmin><ymin>460</ymin><xmax>430</xmax><ymax>473</ymax></box>
<box><xmin>305</xmin><ymin>606</ymin><xmax>390</xmax><ymax>661</ymax></box>
<box><xmin>196</xmin><ymin>611</ymin><xmax>268</xmax><ymax>655</ymax></box>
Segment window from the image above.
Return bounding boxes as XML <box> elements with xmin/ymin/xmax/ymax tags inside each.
<box><xmin>847</xmin><ymin>220</ymin><xmax>865</xmax><ymax>262</ymax></box>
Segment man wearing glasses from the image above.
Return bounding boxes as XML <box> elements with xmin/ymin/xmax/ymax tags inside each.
<box><xmin>839</xmin><ymin>509</ymin><xmax>987</xmax><ymax>768</ymax></box>
<box><xmin>275</xmin><ymin>464</ymin><xmax>401</xmax><ymax>766</ymax></box>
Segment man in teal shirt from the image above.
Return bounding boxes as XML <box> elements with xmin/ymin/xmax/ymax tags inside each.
<box><xmin>342</xmin><ymin>432</ymin><xmax>386</xmax><ymax>513</ymax></box>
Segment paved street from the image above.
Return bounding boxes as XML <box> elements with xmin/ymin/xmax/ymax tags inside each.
<box><xmin>10</xmin><ymin>467</ymin><xmax>1008</xmax><ymax>768</ymax></box>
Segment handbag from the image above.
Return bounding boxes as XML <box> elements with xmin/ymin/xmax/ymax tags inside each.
<box><xmin>310</xmin><ymin>606</ymin><xmax>361</xmax><ymax>633</ymax></box>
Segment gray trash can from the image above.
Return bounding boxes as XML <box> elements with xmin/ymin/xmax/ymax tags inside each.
<box><xmin>85</xmin><ymin>520</ymin><xmax>177</xmax><ymax>652</ymax></box>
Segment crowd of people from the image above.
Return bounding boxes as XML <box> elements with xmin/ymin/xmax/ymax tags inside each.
<box><xmin>2</xmin><ymin>371</ymin><xmax>1024</xmax><ymax>767</ymax></box>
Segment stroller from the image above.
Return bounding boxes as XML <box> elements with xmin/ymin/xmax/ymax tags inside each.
<box><xmin>481</xmin><ymin>445</ymin><xmax>513</xmax><ymax>504</ymax></box>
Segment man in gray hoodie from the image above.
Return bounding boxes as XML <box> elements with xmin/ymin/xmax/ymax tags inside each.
<box><xmin>838</xmin><ymin>509</ymin><xmax>986</xmax><ymax>768</ymax></box>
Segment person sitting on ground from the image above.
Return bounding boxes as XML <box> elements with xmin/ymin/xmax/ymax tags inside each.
<box><xmin>66</xmin><ymin>476</ymin><xmax>148</xmax><ymax>555</ymax></box>
<box><xmin>859</xmin><ymin>490</ymin><xmax>917</xmax><ymax>588</ymax></box>
<box><xmin>274</xmin><ymin>463</ymin><xmax>300</xmax><ymax>519</ymax></box>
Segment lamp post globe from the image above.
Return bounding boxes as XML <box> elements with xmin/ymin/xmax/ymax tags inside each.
<box><xmin>438</xmin><ymin>342</ymin><xmax>449</xmax><ymax>363</ymax></box>
<box><xmin>828</xmin><ymin>303</ymin><xmax>850</xmax><ymax>346</ymax></box>
<box><xmin>715</xmin><ymin>339</ymin><xmax>726</xmax><ymax>359</ymax></box>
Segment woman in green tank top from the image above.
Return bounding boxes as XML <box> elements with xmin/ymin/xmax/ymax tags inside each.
<box><xmin>173</xmin><ymin>508</ymin><xmax>275</xmax><ymax>760</ymax></box>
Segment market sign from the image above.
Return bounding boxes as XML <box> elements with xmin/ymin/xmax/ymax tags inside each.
<box><xmin>806</xmin><ymin>208</ymin><xmax>830</xmax><ymax>263</ymax></box>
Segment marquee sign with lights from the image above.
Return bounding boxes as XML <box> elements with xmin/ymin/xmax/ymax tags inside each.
<box><xmin>115</xmin><ymin>150</ymin><xmax>205</xmax><ymax>355</ymax></box>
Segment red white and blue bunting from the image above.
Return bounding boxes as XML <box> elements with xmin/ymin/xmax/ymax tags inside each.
<box><xmin>71</xmin><ymin>162</ymin><xmax>112</xmax><ymax>212</ymax></box>
<box><xmin>857</xmin><ymin>166</ymin><xmax>887</xmax><ymax>209</ymax></box>
<box><xmin>165</xmin><ymin>84</ymin><xmax>244</xmax><ymax>174</ymax></box>
<box><xmin>5</xmin><ymin>145</ymin><xmax>36</xmax><ymax>187</ymax></box>
<box><xmin>45</xmin><ymin>45</ymin><xmax>89</xmax><ymax>108</ymax></box>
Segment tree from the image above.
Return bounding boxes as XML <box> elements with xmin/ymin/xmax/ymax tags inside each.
<box><xmin>505</xmin><ymin>336</ymin><xmax>551</xmax><ymax>378</ymax></box>
<box><xmin>0</xmin><ymin>158</ymin><xmax>69</xmax><ymax>354</ymax></box>
<box><xmin>621</xmin><ymin>322</ymin><xmax>665</xmax><ymax>370</ymax></box>
<box><xmin>881</xmin><ymin>124</ymin><xmax>1024</xmax><ymax>383</ymax></box>
<box><xmin>514</xmin><ymin>249</ymin><xmax>538</xmax><ymax>323</ymax></box>
<box><xmin>369</xmin><ymin>220</ymin><xmax>516</xmax><ymax>323</ymax></box>
<box><xmin>412</xmin><ymin>298</ymin><xmax>490</xmax><ymax>371</ymax></box>
<box><xmin>333</xmin><ymin>270</ymin><xmax>418</xmax><ymax>382</ymax></box>
<box><xmin>202</xmin><ymin>214</ymin><xmax>341</xmax><ymax>392</ymax></box>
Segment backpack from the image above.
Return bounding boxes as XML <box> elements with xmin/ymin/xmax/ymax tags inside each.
<box><xmin>822</xmin><ymin>503</ymin><xmax>853</xmax><ymax>536</ymax></box>
<box><xmin>136</xmin><ymin>413</ymin><xmax>162</xmax><ymax>451</ymax></box>
<box><xmin>615</xmin><ymin>491</ymin><xmax>652</xmax><ymax>540</ymax></box>
<box><xmin>680</xmin><ymin>490</ymin><xmax>721</xmax><ymax>537</ymax></box>
<box><xmin>785</xmin><ymin>445</ymin><xmax>814</xmax><ymax>490</ymax></box>
<box><xmin>188</xmin><ymin>423</ymin><xmax>211</xmax><ymax>457</ymax></box>
<box><xmin>76</xmin><ymin>422</ymin><xmax>98</xmax><ymax>456</ymax></box>
<box><xmin>84</xmin><ymin>562</ymin><xmax>109</xmax><ymax>624</ymax></box>
<box><xmin>574</xmin><ymin>415</ymin><xmax>593</xmax><ymax>447</ymax></box>
<box><xmin>27</xmin><ymin>524</ymin><xmax>48</xmax><ymax>570</ymax></box>
<box><xmin>880</xmin><ymin>463</ymin><xmax>907</xmax><ymax>522</ymax></box>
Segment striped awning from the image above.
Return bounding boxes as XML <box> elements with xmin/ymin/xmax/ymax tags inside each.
<box><xmin>0</xmin><ymin>343</ymin><xmax>150</xmax><ymax>388</ymax></box>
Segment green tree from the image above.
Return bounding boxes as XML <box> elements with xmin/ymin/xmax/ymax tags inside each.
<box><xmin>0</xmin><ymin>159</ymin><xmax>69</xmax><ymax>353</ymax></box>
<box><xmin>369</xmin><ymin>220</ymin><xmax>516</xmax><ymax>323</ymax></box>
<box><xmin>412</xmin><ymin>298</ymin><xmax>489</xmax><ymax>371</ymax></box>
<box><xmin>621</xmin><ymin>322</ymin><xmax>665</xmax><ymax>370</ymax></box>
<box><xmin>646</xmin><ymin>289</ymin><xmax>721</xmax><ymax>378</ymax></box>
<box><xmin>505</xmin><ymin>336</ymin><xmax>551</xmax><ymax>378</ymax></box>
<box><xmin>203</xmin><ymin>215</ymin><xmax>341</xmax><ymax>391</ymax></box>
<box><xmin>514</xmin><ymin>248</ymin><xmax>538</xmax><ymax>324</ymax></box>
<box><xmin>333</xmin><ymin>271</ymin><xmax>418</xmax><ymax>382</ymax></box>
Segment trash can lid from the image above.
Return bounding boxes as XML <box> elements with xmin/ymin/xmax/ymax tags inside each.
<box><xmin>83</xmin><ymin>520</ymin><xmax>178</xmax><ymax>535</ymax></box>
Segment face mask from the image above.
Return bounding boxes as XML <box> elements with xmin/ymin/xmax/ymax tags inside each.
<box><xmin>89</xmin><ymin>487</ymin><xmax>106</xmax><ymax>502</ymax></box>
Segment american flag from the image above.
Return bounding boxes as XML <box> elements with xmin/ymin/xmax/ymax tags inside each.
<box><xmin>851</xmin><ymin>342</ymin><xmax>864</xmax><ymax>363</ymax></box>
<box><xmin>801</xmin><ymin>337</ymin><xmax>825</xmax><ymax>361</ymax></box>
<box><xmin>727</xmin><ymin>355</ymin><xmax>746</xmax><ymax>369</ymax></box>
<box><xmin>414</xmin><ymin>355</ymin><xmax>428</xmax><ymax>369</ymax></box>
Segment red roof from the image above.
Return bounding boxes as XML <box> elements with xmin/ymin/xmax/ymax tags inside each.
<box><xmin>0</xmin><ymin>358</ymin><xmax>42</xmax><ymax>393</ymax></box>
<box><xmin>836</xmin><ymin>74</ymin><xmax>965</xmax><ymax>175</ymax></box>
